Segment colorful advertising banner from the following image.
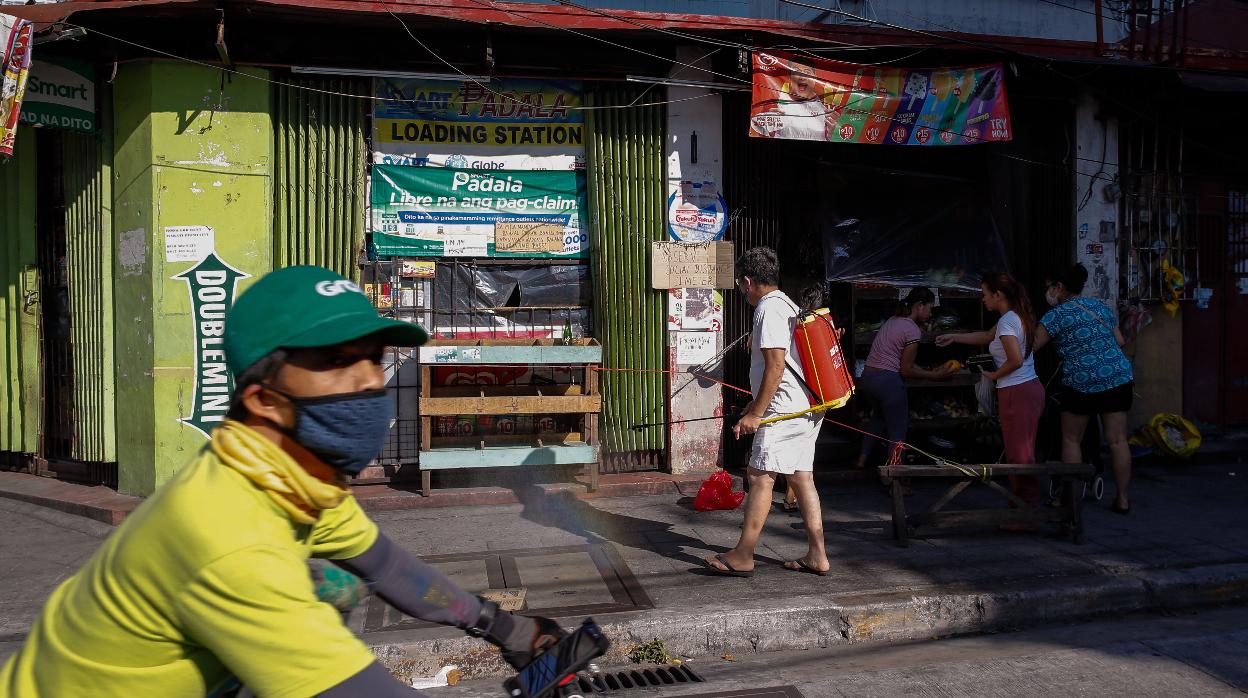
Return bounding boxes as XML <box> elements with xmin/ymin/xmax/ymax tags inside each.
<box><xmin>370</xmin><ymin>164</ymin><xmax>588</xmax><ymax>259</ymax></box>
<box><xmin>750</xmin><ymin>52</ymin><xmax>1012</xmax><ymax>146</ymax></box>
<box><xmin>19</xmin><ymin>55</ymin><xmax>95</xmax><ymax>132</ymax></box>
<box><xmin>0</xmin><ymin>15</ymin><xmax>34</xmax><ymax>157</ymax></box>
<box><xmin>373</xmin><ymin>78</ymin><xmax>584</xmax><ymax>171</ymax></box>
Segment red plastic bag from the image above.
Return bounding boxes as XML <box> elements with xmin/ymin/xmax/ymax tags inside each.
<box><xmin>693</xmin><ymin>470</ymin><xmax>745</xmax><ymax>512</ymax></box>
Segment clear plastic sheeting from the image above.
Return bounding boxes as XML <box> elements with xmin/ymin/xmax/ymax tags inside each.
<box><xmin>432</xmin><ymin>263</ymin><xmax>591</xmax><ymax>338</ymax></box>
<box><xmin>822</xmin><ymin>201</ymin><xmax>1009</xmax><ymax>291</ymax></box>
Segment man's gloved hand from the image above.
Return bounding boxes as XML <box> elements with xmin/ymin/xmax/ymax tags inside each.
<box><xmin>474</xmin><ymin>601</ymin><xmax>566</xmax><ymax>669</ymax></box>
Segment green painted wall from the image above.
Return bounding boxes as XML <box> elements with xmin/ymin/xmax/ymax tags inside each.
<box><xmin>112</xmin><ymin>62</ymin><xmax>272</xmax><ymax>495</ymax></box>
<box><xmin>0</xmin><ymin>129</ymin><xmax>41</xmax><ymax>456</ymax></box>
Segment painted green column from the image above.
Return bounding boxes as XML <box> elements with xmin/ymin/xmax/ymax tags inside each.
<box><xmin>0</xmin><ymin>128</ymin><xmax>40</xmax><ymax>456</ymax></box>
<box><xmin>112</xmin><ymin>62</ymin><xmax>272</xmax><ymax>495</ymax></box>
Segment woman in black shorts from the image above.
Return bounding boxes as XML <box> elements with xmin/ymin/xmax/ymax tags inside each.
<box><xmin>1034</xmin><ymin>264</ymin><xmax>1135</xmax><ymax>513</ymax></box>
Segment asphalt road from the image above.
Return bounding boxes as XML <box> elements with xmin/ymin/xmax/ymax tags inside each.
<box><xmin>435</xmin><ymin>605</ymin><xmax>1248</xmax><ymax>698</ymax></box>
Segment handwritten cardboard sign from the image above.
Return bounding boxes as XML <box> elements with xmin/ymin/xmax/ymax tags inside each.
<box><xmin>651</xmin><ymin>241</ymin><xmax>734</xmax><ymax>289</ymax></box>
<box><xmin>495</xmin><ymin>222</ymin><xmax>566</xmax><ymax>253</ymax></box>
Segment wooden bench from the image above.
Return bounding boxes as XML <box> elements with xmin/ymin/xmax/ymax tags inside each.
<box><xmin>878</xmin><ymin>463</ymin><xmax>1095</xmax><ymax>547</ymax></box>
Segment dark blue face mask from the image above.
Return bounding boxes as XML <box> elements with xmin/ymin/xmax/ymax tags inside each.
<box><xmin>262</xmin><ymin>385</ymin><xmax>393</xmax><ymax>475</ymax></box>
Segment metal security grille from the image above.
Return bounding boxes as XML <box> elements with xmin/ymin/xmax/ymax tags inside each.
<box><xmin>585</xmin><ymin>85</ymin><xmax>668</xmax><ymax>472</ymax></box>
<box><xmin>36</xmin><ymin>131</ymin><xmax>73</xmax><ymax>463</ymax></box>
<box><xmin>273</xmin><ymin>75</ymin><xmax>368</xmax><ymax>278</ymax></box>
<box><xmin>61</xmin><ymin>130</ymin><xmax>116</xmax><ymax>472</ymax></box>
<box><xmin>359</xmin><ymin>259</ymin><xmax>593</xmax><ymax>472</ymax></box>
<box><xmin>721</xmin><ymin>93</ymin><xmax>784</xmax><ymax>466</ymax></box>
<box><xmin>1121</xmin><ymin>119</ymin><xmax>1200</xmax><ymax>301</ymax></box>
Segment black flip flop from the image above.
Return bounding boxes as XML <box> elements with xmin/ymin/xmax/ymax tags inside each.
<box><xmin>706</xmin><ymin>553</ymin><xmax>754</xmax><ymax>578</ymax></box>
<box><xmin>1111</xmin><ymin>502</ymin><xmax>1131</xmax><ymax>515</ymax></box>
<box><xmin>783</xmin><ymin>559</ymin><xmax>830</xmax><ymax>577</ymax></box>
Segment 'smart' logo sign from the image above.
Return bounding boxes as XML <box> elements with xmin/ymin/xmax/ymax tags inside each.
<box><xmin>172</xmin><ymin>253</ymin><xmax>249</xmax><ymax>438</ymax></box>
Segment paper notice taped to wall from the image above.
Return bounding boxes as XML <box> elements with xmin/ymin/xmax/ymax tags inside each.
<box><xmin>675</xmin><ymin>331</ymin><xmax>717</xmax><ymax>365</ymax></box>
<box><xmin>164</xmin><ymin>226</ymin><xmax>215</xmax><ymax>263</ymax></box>
<box><xmin>495</xmin><ymin>221</ymin><xmax>565</xmax><ymax>253</ymax></box>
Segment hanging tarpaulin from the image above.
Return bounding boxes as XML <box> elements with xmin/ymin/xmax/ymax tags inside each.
<box><xmin>372</xmin><ymin>78</ymin><xmax>584</xmax><ymax>171</ymax></box>
<box><xmin>0</xmin><ymin>14</ymin><xmax>34</xmax><ymax>157</ymax></box>
<box><xmin>370</xmin><ymin>164</ymin><xmax>589</xmax><ymax>259</ymax></box>
<box><xmin>749</xmin><ymin>52</ymin><xmax>1012</xmax><ymax>146</ymax></box>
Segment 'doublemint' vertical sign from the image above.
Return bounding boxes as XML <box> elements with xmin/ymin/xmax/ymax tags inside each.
<box><xmin>172</xmin><ymin>253</ymin><xmax>249</xmax><ymax>438</ymax></box>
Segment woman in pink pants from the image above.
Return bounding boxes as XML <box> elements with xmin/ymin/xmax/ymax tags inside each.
<box><xmin>938</xmin><ymin>273</ymin><xmax>1044</xmax><ymax>516</ymax></box>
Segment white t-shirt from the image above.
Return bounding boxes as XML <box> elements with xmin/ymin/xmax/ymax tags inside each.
<box><xmin>989</xmin><ymin>310</ymin><xmax>1038</xmax><ymax>389</ymax></box>
<box><xmin>750</xmin><ymin>291</ymin><xmax>810</xmax><ymax>416</ymax></box>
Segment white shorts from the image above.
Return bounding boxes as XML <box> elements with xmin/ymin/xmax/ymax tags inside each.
<box><xmin>749</xmin><ymin>412</ymin><xmax>823</xmax><ymax>475</ymax></box>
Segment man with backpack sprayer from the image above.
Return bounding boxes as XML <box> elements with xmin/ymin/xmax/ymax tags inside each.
<box><xmin>705</xmin><ymin>248</ymin><xmax>833</xmax><ymax>577</ymax></box>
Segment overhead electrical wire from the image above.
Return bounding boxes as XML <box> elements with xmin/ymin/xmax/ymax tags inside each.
<box><xmin>56</xmin><ymin>18</ymin><xmax>720</xmax><ymax>111</ymax></box>
<box><xmin>46</xmin><ymin>6</ymin><xmax>1241</xmax><ymax>193</ymax></box>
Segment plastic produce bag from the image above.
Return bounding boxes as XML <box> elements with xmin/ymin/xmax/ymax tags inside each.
<box><xmin>693</xmin><ymin>470</ymin><xmax>745</xmax><ymax>511</ymax></box>
<box><xmin>975</xmin><ymin>373</ymin><xmax>997</xmax><ymax>417</ymax></box>
<box><xmin>1130</xmin><ymin>412</ymin><xmax>1201</xmax><ymax>459</ymax></box>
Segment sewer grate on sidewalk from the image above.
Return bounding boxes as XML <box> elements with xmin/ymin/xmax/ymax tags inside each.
<box><xmin>575</xmin><ymin>664</ymin><xmax>705</xmax><ymax>692</ymax></box>
<box><xmin>361</xmin><ymin>543</ymin><xmax>654</xmax><ymax>634</ymax></box>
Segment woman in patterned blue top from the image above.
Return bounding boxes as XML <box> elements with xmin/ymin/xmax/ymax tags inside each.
<box><xmin>1034</xmin><ymin>264</ymin><xmax>1135</xmax><ymax>514</ymax></box>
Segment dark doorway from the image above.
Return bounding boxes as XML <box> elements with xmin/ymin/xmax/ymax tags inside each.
<box><xmin>35</xmin><ymin>130</ymin><xmax>74</xmax><ymax>462</ymax></box>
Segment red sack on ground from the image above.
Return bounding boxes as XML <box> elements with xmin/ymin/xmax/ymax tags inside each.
<box><xmin>693</xmin><ymin>470</ymin><xmax>745</xmax><ymax>511</ymax></box>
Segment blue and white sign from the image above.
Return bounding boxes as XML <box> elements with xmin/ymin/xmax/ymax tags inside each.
<box><xmin>667</xmin><ymin>180</ymin><xmax>727</xmax><ymax>242</ymax></box>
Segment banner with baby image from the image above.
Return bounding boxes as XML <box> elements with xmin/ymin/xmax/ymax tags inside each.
<box><xmin>750</xmin><ymin>52</ymin><xmax>1012</xmax><ymax>146</ymax></box>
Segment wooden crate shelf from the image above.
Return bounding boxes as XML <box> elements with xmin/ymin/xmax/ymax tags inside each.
<box><xmin>416</xmin><ymin>339</ymin><xmax>602</xmax><ymax>496</ymax></box>
<box><xmin>418</xmin><ymin>444</ymin><xmax>598</xmax><ymax>470</ymax></box>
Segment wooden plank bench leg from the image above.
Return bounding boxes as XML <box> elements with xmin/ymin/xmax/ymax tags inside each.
<box><xmin>421</xmin><ymin>469</ymin><xmax>432</xmax><ymax>498</ymax></box>
<box><xmin>589</xmin><ymin>462</ymin><xmax>599</xmax><ymax>493</ymax></box>
<box><xmin>1065</xmin><ymin>477</ymin><xmax>1084</xmax><ymax>543</ymax></box>
<box><xmin>891</xmin><ymin>478</ymin><xmax>910</xmax><ymax>547</ymax></box>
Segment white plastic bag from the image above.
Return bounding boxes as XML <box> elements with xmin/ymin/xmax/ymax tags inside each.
<box><xmin>975</xmin><ymin>373</ymin><xmax>996</xmax><ymax>417</ymax></box>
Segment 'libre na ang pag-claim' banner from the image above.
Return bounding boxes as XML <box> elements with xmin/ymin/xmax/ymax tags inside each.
<box><xmin>750</xmin><ymin>52</ymin><xmax>1012</xmax><ymax>146</ymax></box>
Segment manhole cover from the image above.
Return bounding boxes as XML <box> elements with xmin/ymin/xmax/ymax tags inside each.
<box><xmin>361</xmin><ymin>543</ymin><xmax>653</xmax><ymax>634</ymax></box>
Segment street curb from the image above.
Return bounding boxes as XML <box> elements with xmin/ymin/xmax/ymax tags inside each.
<box><xmin>0</xmin><ymin>472</ymin><xmax>139</xmax><ymax>526</ymax></box>
<box><xmin>367</xmin><ymin>562</ymin><xmax>1248</xmax><ymax>681</ymax></box>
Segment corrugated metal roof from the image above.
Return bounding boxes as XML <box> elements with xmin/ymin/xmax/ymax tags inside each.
<box><xmin>0</xmin><ymin>0</ymin><xmax>1091</xmax><ymax>57</ymax></box>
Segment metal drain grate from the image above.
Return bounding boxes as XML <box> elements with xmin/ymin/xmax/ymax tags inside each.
<box><xmin>576</xmin><ymin>665</ymin><xmax>704</xmax><ymax>692</ymax></box>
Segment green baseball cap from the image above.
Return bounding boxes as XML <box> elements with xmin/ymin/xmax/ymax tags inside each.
<box><xmin>225</xmin><ymin>265</ymin><xmax>428</xmax><ymax>377</ymax></box>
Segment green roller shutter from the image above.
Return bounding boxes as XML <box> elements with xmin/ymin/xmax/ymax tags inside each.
<box><xmin>585</xmin><ymin>86</ymin><xmax>667</xmax><ymax>472</ymax></box>
<box><xmin>273</xmin><ymin>76</ymin><xmax>368</xmax><ymax>278</ymax></box>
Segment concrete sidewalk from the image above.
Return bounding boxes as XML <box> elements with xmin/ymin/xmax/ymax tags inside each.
<box><xmin>2</xmin><ymin>461</ymin><xmax>1246</xmax><ymax>681</ymax></box>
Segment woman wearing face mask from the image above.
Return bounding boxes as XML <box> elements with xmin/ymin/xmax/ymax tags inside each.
<box><xmin>936</xmin><ymin>272</ymin><xmax>1044</xmax><ymax>511</ymax></box>
<box><xmin>1034</xmin><ymin>264</ymin><xmax>1134</xmax><ymax>514</ymax></box>
<box><xmin>2</xmin><ymin>266</ymin><xmax>563</xmax><ymax>698</ymax></box>
<box><xmin>855</xmin><ymin>288</ymin><xmax>958</xmax><ymax>469</ymax></box>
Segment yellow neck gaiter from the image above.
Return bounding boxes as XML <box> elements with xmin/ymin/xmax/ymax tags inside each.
<box><xmin>211</xmin><ymin>420</ymin><xmax>349</xmax><ymax>525</ymax></box>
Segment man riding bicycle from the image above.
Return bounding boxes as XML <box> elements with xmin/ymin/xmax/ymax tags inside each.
<box><xmin>0</xmin><ymin>266</ymin><xmax>561</xmax><ymax>697</ymax></box>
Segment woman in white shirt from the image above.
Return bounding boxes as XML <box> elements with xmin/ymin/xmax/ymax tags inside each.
<box><xmin>937</xmin><ymin>272</ymin><xmax>1044</xmax><ymax>510</ymax></box>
